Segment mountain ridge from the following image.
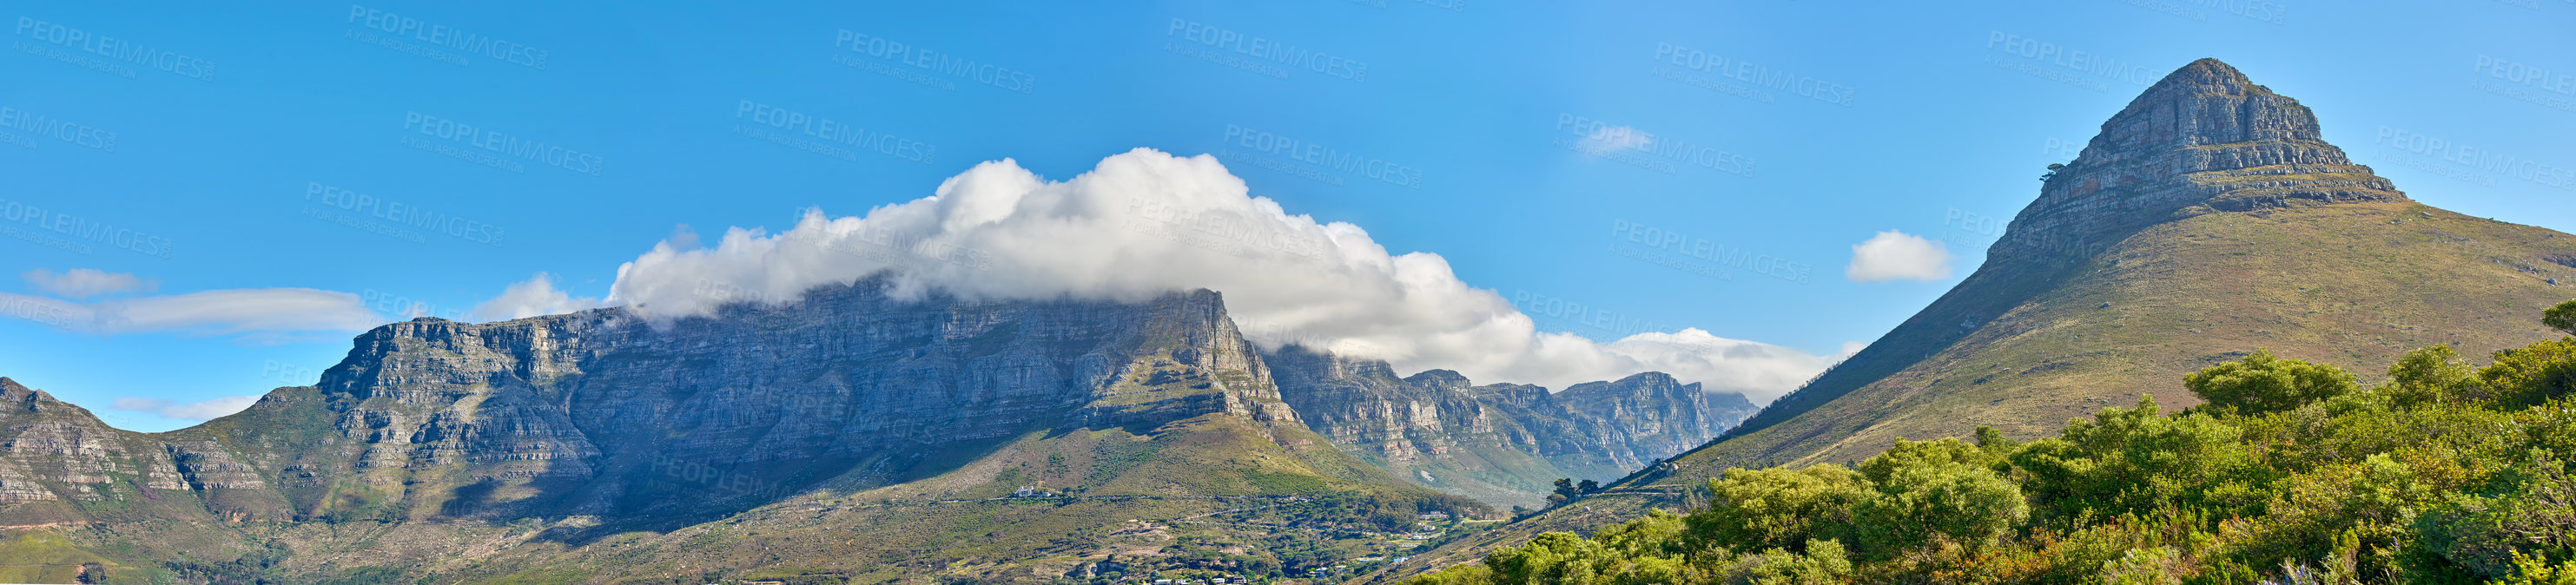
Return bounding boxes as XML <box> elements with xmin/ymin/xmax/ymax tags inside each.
<box><xmin>0</xmin><ymin>273</ymin><xmax>1754</xmax><ymax>582</ymax></box>
<box><xmin>1269</xmin><ymin>347</ymin><xmax>1756</xmax><ymax>509</ymax></box>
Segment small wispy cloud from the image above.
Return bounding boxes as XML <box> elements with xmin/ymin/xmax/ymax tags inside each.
<box><xmin>1574</xmin><ymin>125</ymin><xmax>1652</xmax><ymax>155</ymax></box>
<box><xmin>471</xmin><ymin>273</ymin><xmax>605</xmax><ymax>321</ymax></box>
<box><xmin>23</xmin><ymin>268</ymin><xmax>157</xmax><ymax>299</ymax></box>
<box><xmin>1846</xmin><ymin>230</ymin><xmax>1954</xmax><ymax>282</ymax></box>
<box><xmin>0</xmin><ymin>288</ymin><xmax>385</xmax><ymax>342</ymax></box>
<box><xmin>110</xmin><ymin>395</ymin><xmax>260</xmax><ymax>421</ymax></box>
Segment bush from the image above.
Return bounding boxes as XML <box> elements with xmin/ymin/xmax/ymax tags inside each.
<box><xmin>2185</xmin><ymin>350</ymin><xmax>2361</xmax><ymax>415</ymax></box>
<box><xmin>2484</xmin><ymin>339</ymin><xmax>2576</xmax><ymax>409</ymax></box>
<box><xmin>2544</xmin><ymin>299</ymin><xmax>2576</xmax><ymax>336</ymax></box>
<box><xmin>1687</xmin><ymin>466</ymin><xmax>1872</xmax><ymax>553</ymax></box>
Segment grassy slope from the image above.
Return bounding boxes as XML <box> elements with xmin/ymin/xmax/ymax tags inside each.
<box><xmin>1361</xmin><ymin>200</ymin><xmax>2575</xmax><ymax>582</ymax></box>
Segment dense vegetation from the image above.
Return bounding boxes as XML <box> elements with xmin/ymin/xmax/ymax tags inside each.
<box><xmin>1406</xmin><ymin>300</ymin><xmax>2576</xmax><ymax>584</ymax></box>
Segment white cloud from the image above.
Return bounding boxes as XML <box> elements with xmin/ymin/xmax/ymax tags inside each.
<box><xmin>23</xmin><ymin>268</ymin><xmax>156</xmax><ymax>299</ymax></box>
<box><xmin>600</xmin><ymin>148</ymin><xmax>1840</xmax><ymax>399</ymax></box>
<box><xmin>1846</xmin><ymin>230</ymin><xmax>1954</xmax><ymax>282</ymax></box>
<box><xmin>0</xmin><ymin>288</ymin><xmax>385</xmax><ymax>339</ymax></box>
<box><xmin>472</xmin><ymin>273</ymin><xmax>605</xmax><ymax>321</ymax></box>
<box><xmin>1575</xmin><ymin>125</ymin><xmax>1651</xmax><ymax>155</ymax></box>
<box><xmin>109</xmin><ymin>395</ymin><xmax>260</xmax><ymax>421</ymax></box>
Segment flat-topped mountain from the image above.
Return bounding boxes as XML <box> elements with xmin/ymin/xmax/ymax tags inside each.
<box><xmin>3</xmin><ymin>277</ymin><xmax>1491</xmax><ymax>582</ymax></box>
<box><xmin>0</xmin><ymin>273</ymin><xmax>1760</xmax><ymax>582</ymax></box>
<box><xmin>1368</xmin><ymin>57</ymin><xmax>2576</xmax><ymax>582</ymax></box>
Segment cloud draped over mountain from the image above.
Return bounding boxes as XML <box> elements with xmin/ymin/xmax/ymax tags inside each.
<box><xmin>600</xmin><ymin>148</ymin><xmax>1842</xmax><ymax>398</ymax></box>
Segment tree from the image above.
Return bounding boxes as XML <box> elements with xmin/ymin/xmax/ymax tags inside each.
<box><xmin>2184</xmin><ymin>349</ymin><xmax>2360</xmax><ymax>414</ymax></box>
<box><xmin>2546</xmin><ymin>299</ymin><xmax>2576</xmax><ymax>336</ymax></box>
<box><xmin>1686</xmin><ymin>465</ymin><xmax>1873</xmax><ymax>553</ymax></box>
<box><xmin>2011</xmin><ymin>397</ymin><xmax>2268</xmax><ymax>520</ymax></box>
<box><xmin>2481</xmin><ymin>338</ymin><xmax>2576</xmax><ymax>409</ymax></box>
<box><xmin>1577</xmin><ymin>479</ymin><xmax>1600</xmax><ymax>494</ymax></box>
<box><xmin>1551</xmin><ymin>478</ymin><xmax>1580</xmax><ymax>503</ymax></box>
<box><xmin>1857</xmin><ymin>441</ymin><xmax>2027</xmax><ymax>559</ymax></box>
<box><xmin>2385</xmin><ymin>345</ymin><xmax>2477</xmax><ymax>407</ymax></box>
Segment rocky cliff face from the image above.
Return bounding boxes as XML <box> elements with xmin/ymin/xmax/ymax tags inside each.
<box><xmin>2001</xmin><ymin>58</ymin><xmax>2405</xmax><ymax>260</ymax></box>
<box><xmin>1727</xmin><ymin>59</ymin><xmax>2413</xmax><ymax>447</ymax></box>
<box><xmin>1267</xmin><ymin>345</ymin><xmax>1755</xmax><ymax>507</ymax></box>
<box><xmin>0</xmin><ymin>275</ymin><xmax>1304</xmax><ymax>524</ymax></box>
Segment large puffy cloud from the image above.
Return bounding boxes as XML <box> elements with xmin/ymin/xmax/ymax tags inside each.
<box><xmin>604</xmin><ymin>148</ymin><xmax>1844</xmax><ymax>398</ymax></box>
<box><xmin>1846</xmin><ymin>230</ymin><xmax>1954</xmax><ymax>282</ymax></box>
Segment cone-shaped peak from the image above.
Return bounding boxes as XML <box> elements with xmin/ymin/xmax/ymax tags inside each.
<box><xmin>1993</xmin><ymin>59</ymin><xmax>2403</xmax><ymax>260</ymax></box>
<box><xmin>2150</xmin><ymin>58</ymin><xmax>2250</xmax><ymax>93</ymax></box>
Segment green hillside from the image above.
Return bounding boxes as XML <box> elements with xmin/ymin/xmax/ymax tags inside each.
<box><xmin>1399</xmin><ymin>306</ymin><xmax>2576</xmax><ymax>583</ymax></box>
<box><xmin>1358</xmin><ymin>58</ymin><xmax>2576</xmax><ymax>582</ymax></box>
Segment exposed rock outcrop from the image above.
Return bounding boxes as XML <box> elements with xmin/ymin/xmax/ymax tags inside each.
<box><xmin>1268</xmin><ymin>345</ymin><xmax>1756</xmax><ymax>507</ymax></box>
<box><xmin>1</xmin><ymin>275</ymin><xmax>1305</xmax><ymax>523</ymax></box>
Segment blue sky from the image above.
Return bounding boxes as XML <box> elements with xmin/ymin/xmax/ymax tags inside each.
<box><xmin>3</xmin><ymin>0</ymin><xmax>2569</xmax><ymax>432</ymax></box>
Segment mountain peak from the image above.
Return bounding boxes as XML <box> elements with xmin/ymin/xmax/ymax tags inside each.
<box><xmin>1999</xmin><ymin>59</ymin><xmax>2404</xmax><ymax>260</ymax></box>
<box><xmin>2147</xmin><ymin>57</ymin><xmax>2250</xmax><ymax>95</ymax></box>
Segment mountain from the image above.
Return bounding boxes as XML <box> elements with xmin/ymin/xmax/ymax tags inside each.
<box><xmin>0</xmin><ymin>277</ymin><xmax>1494</xmax><ymax>582</ymax></box>
<box><xmin>1364</xmin><ymin>58</ymin><xmax>2576</xmax><ymax>582</ymax></box>
<box><xmin>1268</xmin><ymin>347</ymin><xmax>1756</xmax><ymax>509</ymax></box>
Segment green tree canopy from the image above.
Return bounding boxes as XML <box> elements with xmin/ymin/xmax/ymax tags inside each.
<box><xmin>1854</xmin><ymin>440</ymin><xmax>2027</xmax><ymax>559</ymax></box>
<box><xmin>2183</xmin><ymin>349</ymin><xmax>2360</xmax><ymax>414</ymax></box>
<box><xmin>2544</xmin><ymin>299</ymin><xmax>2576</xmax><ymax>336</ymax></box>
<box><xmin>2385</xmin><ymin>344</ymin><xmax>2479</xmax><ymax>407</ymax></box>
<box><xmin>1687</xmin><ymin>466</ymin><xmax>1873</xmax><ymax>554</ymax></box>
